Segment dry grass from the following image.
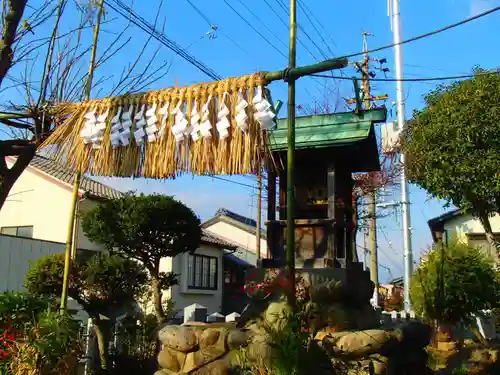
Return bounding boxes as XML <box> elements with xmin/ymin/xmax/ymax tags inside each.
<box><xmin>41</xmin><ymin>73</ymin><xmax>272</xmax><ymax>178</ymax></box>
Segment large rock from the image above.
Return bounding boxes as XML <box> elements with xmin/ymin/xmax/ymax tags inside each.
<box><xmin>199</xmin><ymin>328</ymin><xmax>221</xmax><ymax>350</ymax></box>
<box><xmin>158</xmin><ymin>325</ymin><xmax>198</xmax><ymax>352</ymax></box>
<box><xmin>227</xmin><ymin>329</ymin><xmax>250</xmax><ymax>350</ymax></box>
<box><xmin>191</xmin><ymin>355</ymin><xmax>232</xmax><ymax>375</ymax></box>
<box><xmin>157</xmin><ymin>347</ymin><xmax>187</xmax><ymax>373</ymax></box>
<box><xmin>331</xmin><ymin>329</ymin><xmax>395</xmax><ymax>358</ymax></box>
<box><xmin>183</xmin><ymin>346</ymin><xmax>227</xmax><ymax>373</ymax></box>
<box><xmin>263</xmin><ymin>300</ymin><xmax>293</xmax><ymax>331</ymax></box>
<box><xmin>182</xmin><ymin>328</ymin><xmax>229</xmax><ymax>373</ymax></box>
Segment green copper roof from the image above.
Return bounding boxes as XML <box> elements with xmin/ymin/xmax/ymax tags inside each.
<box><xmin>268</xmin><ymin>108</ymin><xmax>387</xmax><ymax>151</ymax></box>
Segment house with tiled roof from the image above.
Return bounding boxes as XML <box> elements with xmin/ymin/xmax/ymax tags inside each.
<box><xmin>202</xmin><ymin>208</ymin><xmax>268</xmax><ymax>262</ymax></box>
<box><xmin>0</xmin><ymin>155</ymin><xmax>242</xmax><ymax>315</ymax></box>
<box><xmin>0</xmin><ymin>154</ymin><xmax>124</xmax><ymax>250</ymax></box>
<box><xmin>427</xmin><ymin>208</ymin><xmax>500</xmax><ymax>261</ymax></box>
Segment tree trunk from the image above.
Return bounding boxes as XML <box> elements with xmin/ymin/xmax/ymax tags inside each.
<box><xmin>0</xmin><ymin>0</ymin><xmax>28</xmax><ymax>87</ymax></box>
<box><xmin>477</xmin><ymin>211</ymin><xmax>499</xmax><ymax>259</ymax></box>
<box><xmin>92</xmin><ymin>315</ymin><xmax>110</xmax><ymax>374</ymax></box>
<box><xmin>151</xmin><ymin>275</ymin><xmax>165</xmax><ymax>324</ymax></box>
<box><xmin>0</xmin><ymin>141</ymin><xmax>36</xmax><ymax>210</ymax></box>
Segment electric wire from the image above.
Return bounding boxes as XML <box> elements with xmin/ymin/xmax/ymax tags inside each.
<box><xmin>202</xmin><ymin>175</ymin><xmax>257</xmax><ymax>190</ymax></box>
<box><xmin>297</xmin><ymin>0</ymin><xmax>336</xmax><ymax>57</ymax></box>
<box><xmin>223</xmin><ymin>0</ymin><xmax>288</xmax><ymax>59</ymax></box>
<box><xmin>274</xmin><ymin>0</ymin><xmax>330</xmax><ymax>60</ymax></box>
<box><xmin>234</xmin><ymin>0</ymin><xmax>288</xmax><ymax>51</ymax></box>
<box><xmin>335</xmin><ymin>5</ymin><xmax>500</xmax><ymax>62</ymax></box>
<box><xmin>311</xmin><ymin>69</ymin><xmax>500</xmax><ymax>82</ymax></box>
<box><xmin>107</xmin><ymin>1</ymin><xmax>498</xmax><ymax>83</ymax></box>
<box><xmin>261</xmin><ymin>0</ymin><xmax>319</xmax><ymax>61</ymax></box>
<box><xmin>184</xmin><ymin>0</ymin><xmax>255</xmax><ymax>59</ymax></box>
<box><xmin>297</xmin><ymin>0</ymin><xmax>338</xmax><ymax>50</ymax></box>
<box><xmin>185</xmin><ymin>0</ymin><xmax>212</xmax><ymax>26</ymax></box>
<box><xmin>104</xmin><ymin>0</ymin><xmax>223</xmax><ymax>80</ymax></box>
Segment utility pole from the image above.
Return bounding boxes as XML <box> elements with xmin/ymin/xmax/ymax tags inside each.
<box><xmin>256</xmin><ymin>166</ymin><xmax>262</xmax><ymax>260</ymax></box>
<box><xmin>360</xmin><ymin>32</ymin><xmax>380</xmax><ymax>307</ymax></box>
<box><xmin>361</xmin><ymin>32</ymin><xmax>373</xmax><ymax>109</ymax></box>
<box><xmin>368</xmin><ymin>192</ymin><xmax>378</xmax><ymax>307</ymax></box>
<box><xmin>362</xmin><ymin>198</ymin><xmax>368</xmax><ymax>271</ymax></box>
<box><xmin>389</xmin><ymin>0</ymin><xmax>413</xmax><ymax>313</ymax></box>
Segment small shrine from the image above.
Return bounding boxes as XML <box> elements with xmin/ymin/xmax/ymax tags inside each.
<box><xmin>263</xmin><ymin>107</ymin><xmax>387</xmax><ymax>271</ymax></box>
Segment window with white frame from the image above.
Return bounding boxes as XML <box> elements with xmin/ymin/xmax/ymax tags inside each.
<box><xmin>187</xmin><ymin>254</ymin><xmax>218</xmax><ymax>290</ymax></box>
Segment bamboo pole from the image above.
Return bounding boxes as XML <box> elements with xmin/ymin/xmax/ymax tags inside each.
<box><xmin>264</xmin><ymin>58</ymin><xmax>347</xmax><ymax>82</ymax></box>
<box><xmin>60</xmin><ymin>0</ymin><xmax>105</xmax><ymax>313</ymax></box>
<box><xmin>286</xmin><ymin>0</ymin><xmax>297</xmax><ymax>308</ymax></box>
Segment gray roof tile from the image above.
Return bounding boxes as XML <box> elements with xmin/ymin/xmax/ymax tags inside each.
<box><xmin>29</xmin><ymin>155</ymin><xmax>123</xmax><ymax>200</ymax></box>
<box><xmin>201</xmin><ymin>229</ymin><xmax>238</xmax><ymax>250</ymax></box>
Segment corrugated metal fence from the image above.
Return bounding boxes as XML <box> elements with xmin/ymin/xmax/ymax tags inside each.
<box><xmin>0</xmin><ymin>234</ymin><xmax>67</xmax><ymax>292</ymax></box>
<box><xmin>0</xmin><ymin>234</ymin><xmax>96</xmax><ymax>292</ymax></box>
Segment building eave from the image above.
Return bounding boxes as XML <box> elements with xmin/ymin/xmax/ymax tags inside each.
<box><xmin>427</xmin><ymin>209</ymin><xmax>463</xmax><ymax>233</ymax></box>
<box><xmin>202</xmin><ymin>215</ymin><xmax>267</xmax><ymax>240</ymax></box>
<box><xmin>201</xmin><ymin>229</ymin><xmax>238</xmax><ymax>250</ymax></box>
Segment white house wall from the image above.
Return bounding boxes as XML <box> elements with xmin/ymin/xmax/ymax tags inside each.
<box><xmin>443</xmin><ymin>213</ymin><xmax>500</xmax><ymax>243</ymax></box>
<box><xmin>443</xmin><ymin>213</ymin><xmax>500</xmax><ymax>260</ymax></box>
<box><xmin>160</xmin><ymin>244</ymin><xmax>224</xmax><ymax>317</ymax></box>
<box><xmin>0</xmin><ymin>162</ymin><xmax>103</xmax><ymax>251</ymax></box>
<box><xmin>204</xmin><ymin>221</ymin><xmax>267</xmax><ymax>260</ymax></box>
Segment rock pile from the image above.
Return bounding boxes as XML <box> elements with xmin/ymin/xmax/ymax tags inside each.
<box><xmin>155</xmin><ymin>324</ymin><xmax>249</xmax><ymax>375</ymax></box>
<box><xmin>315</xmin><ymin>321</ymin><xmax>434</xmax><ymax>375</ymax></box>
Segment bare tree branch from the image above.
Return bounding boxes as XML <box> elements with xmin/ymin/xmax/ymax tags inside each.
<box><xmin>0</xmin><ymin>0</ymin><xmax>28</xmax><ymax>87</ymax></box>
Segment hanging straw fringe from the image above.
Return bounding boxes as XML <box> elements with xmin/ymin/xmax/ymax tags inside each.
<box><xmin>40</xmin><ymin>73</ymin><xmax>274</xmax><ymax>178</ymax></box>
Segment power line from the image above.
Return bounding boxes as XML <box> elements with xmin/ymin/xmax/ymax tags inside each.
<box><xmin>312</xmin><ymin>69</ymin><xmax>500</xmax><ymax>82</ymax></box>
<box><xmin>223</xmin><ymin>0</ymin><xmax>288</xmax><ymax>59</ymax></box>
<box><xmin>335</xmin><ymin>5</ymin><xmax>500</xmax><ymax>62</ymax></box>
<box><xmin>184</xmin><ymin>0</ymin><xmax>254</xmax><ymax>59</ymax></box>
<box><xmin>297</xmin><ymin>0</ymin><xmax>336</xmax><ymax>57</ymax></box>
<box><xmin>234</xmin><ymin>0</ymin><xmax>288</xmax><ymax>51</ymax></box>
<box><xmin>105</xmin><ymin>0</ymin><xmax>222</xmax><ymax>80</ymax></box>
<box><xmin>261</xmin><ymin>0</ymin><xmax>319</xmax><ymax>61</ymax></box>
<box><xmin>185</xmin><ymin>0</ymin><xmax>212</xmax><ymax>26</ymax></box>
<box><xmin>202</xmin><ymin>175</ymin><xmax>257</xmax><ymax>190</ymax></box>
<box><xmin>297</xmin><ymin>0</ymin><xmax>337</xmax><ymax>50</ymax></box>
<box><xmin>274</xmin><ymin>0</ymin><xmax>329</xmax><ymax>60</ymax></box>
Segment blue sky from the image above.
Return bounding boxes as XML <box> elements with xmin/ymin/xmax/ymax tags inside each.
<box><xmin>3</xmin><ymin>0</ymin><xmax>500</xmax><ymax>282</ymax></box>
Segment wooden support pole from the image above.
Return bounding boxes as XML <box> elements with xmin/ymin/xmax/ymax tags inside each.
<box><xmin>60</xmin><ymin>0</ymin><xmax>105</xmax><ymax>313</ymax></box>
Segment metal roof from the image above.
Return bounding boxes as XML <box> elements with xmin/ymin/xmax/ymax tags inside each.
<box><xmin>270</xmin><ymin>108</ymin><xmax>386</xmax><ymax>151</ymax></box>
<box><xmin>28</xmin><ymin>155</ymin><xmax>124</xmax><ymax>200</ymax></box>
<box><xmin>202</xmin><ymin>208</ymin><xmax>267</xmax><ymax>239</ymax></box>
